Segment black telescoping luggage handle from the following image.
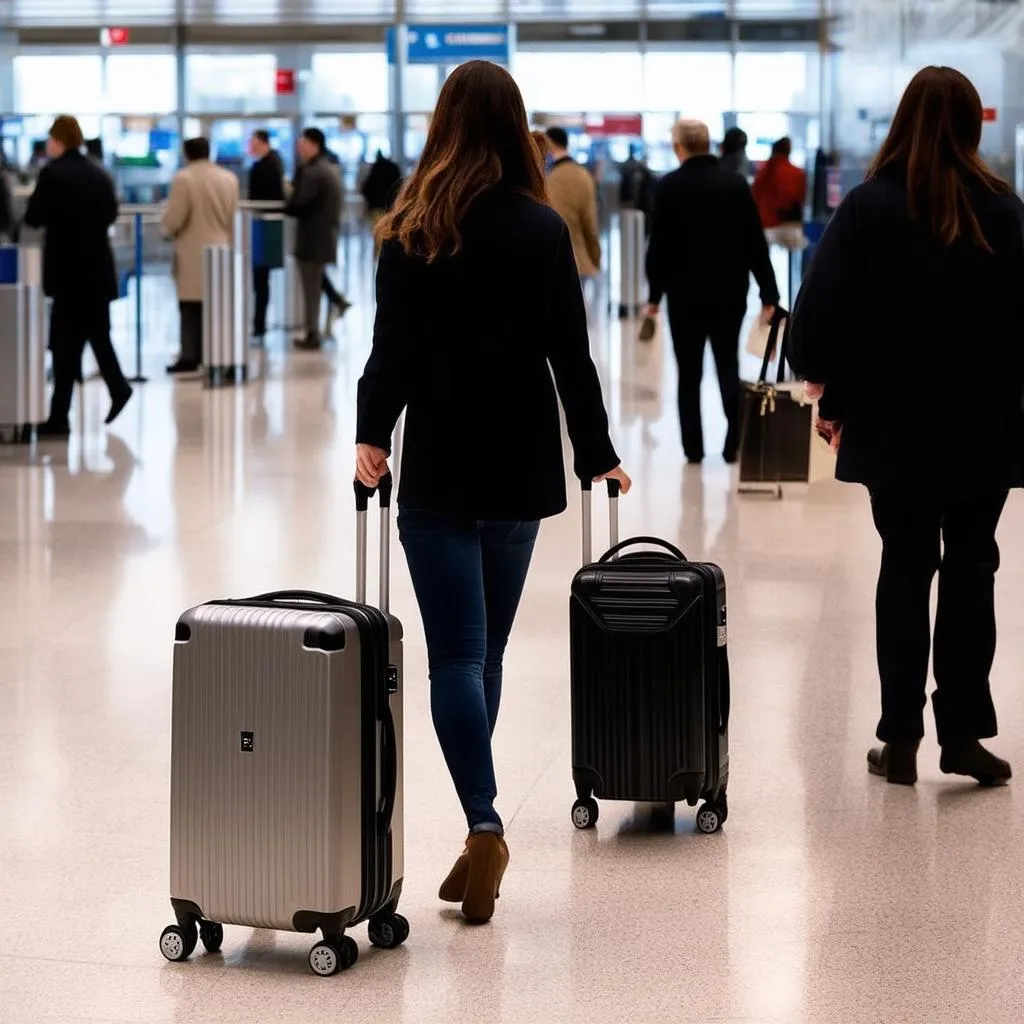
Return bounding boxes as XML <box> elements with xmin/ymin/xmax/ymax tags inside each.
<box><xmin>353</xmin><ymin>473</ymin><xmax>393</xmax><ymax>612</ymax></box>
<box><xmin>580</xmin><ymin>477</ymin><xmax>621</xmax><ymax>565</ymax></box>
<box><xmin>598</xmin><ymin>537</ymin><xmax>687</xmax><ymax>563</ymax></box>
<box><xmin>757</xmin><ymin>306</ymin><xmax>791</xmax><ymax>387</ymax></box>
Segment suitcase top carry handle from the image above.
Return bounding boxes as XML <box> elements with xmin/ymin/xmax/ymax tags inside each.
<box><xmin>580</xmin><ymin>478</ymin><xmax>621</xmax><ymax>566</ymax></box>
<box><xmin>249</xmin><ymin>589</ymin><xmax>345</xmax><ymax>605</ymax></box>
<box><xmin>757</xmin><ymin>306</ymin><xmax>791</xmax><ymax>387</ymax></box>
<box><xmin>354</xmin><ymin>473</ymin><xmax>392</xmax><ymax>612</ymax></box>
<box><xmin>598</xmin><ymin>536</ymin><xmax>686</xmax><ymax>563</ymax></box>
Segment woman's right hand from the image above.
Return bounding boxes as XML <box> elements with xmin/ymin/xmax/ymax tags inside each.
<box><xmin>595</xmin><ymin>465</ymin><xmax>632</xmax><ymax>495</ymax></box>
<box><xmin>355</xmin><ymin>443</ymin><xmax>390</xmax><ymax>489</ymax></box>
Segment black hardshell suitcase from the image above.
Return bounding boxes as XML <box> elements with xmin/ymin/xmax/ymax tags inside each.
<box><xmin>569</xmin><ymin>480</ymin><xmax>730</xmax><ymax>834</ymax></box>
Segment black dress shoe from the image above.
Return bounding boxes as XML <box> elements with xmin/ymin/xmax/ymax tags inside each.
<box><xmin>940</xmin><ymin>740</ymin><xmax>1012</xmax><ymax>786</ymax></box>
<box><xmin>167</xmin><ymin>361</ymin><xmax>200</xmax><ymax>375</ymax></box>
<box><xmin>36</xmin><ymin>421</ymin><xmax>71</xmax><ymax>440</ymax></box>
<box><xmin>105</xmin><ymin>386</ymin><xmax>133</xmax><ymax>426</ymax></box>
<box><xmin>867</xmin><ymin>740</ymin><xmax>920</xmax><ymax>785</ymax></box>
<box><xmin>294</xmin><ymin>335</ymin><xmax>322</xmax><ymax>351</ymax></box>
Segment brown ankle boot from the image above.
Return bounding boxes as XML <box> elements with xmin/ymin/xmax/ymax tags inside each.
<box><xmin>462</xmin><ymin>832</ymin><xmax>509</xmax><ymax>924</ymax></box>
<box><xmin>438</xmin><ymin>846</ymin><xmax>470</xmax><ymax>903</ymax></box>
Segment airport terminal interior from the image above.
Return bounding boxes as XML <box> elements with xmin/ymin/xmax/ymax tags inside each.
<box><xmin>3</xmin><ymin>1</ymin><xmax>1024</xmax><ymax>1022</ymax></box>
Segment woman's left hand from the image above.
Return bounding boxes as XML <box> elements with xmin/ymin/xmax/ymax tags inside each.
<box><xmin>356</xmin><ymin>444</ymin><xmax>390</xmax><ymax>488</ymax></box>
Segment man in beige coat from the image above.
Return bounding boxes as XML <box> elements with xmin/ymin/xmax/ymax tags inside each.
<box><xmin>162</xmin><ymin>137</ymin><xmax>239</xmax><ymax>373</ymax></box>
<box><xmin>544</xmin><ymin>127</ymin><xmax>601</xmax><ymax>279</ymax></box>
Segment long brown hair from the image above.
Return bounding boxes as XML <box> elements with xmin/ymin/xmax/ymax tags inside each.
<box><xmin>869</xmin><ymin>66</ymin><xmax>1010</xmax><ymax>251</ymax></box>
<box><xmin>377</xmin><ymin>61</ymin><xmax>547</xmax><ymax>261</ymax></box>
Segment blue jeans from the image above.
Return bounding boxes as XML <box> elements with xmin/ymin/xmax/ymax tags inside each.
<box><xmin>398</xmin><ymin>509</ymin><xmax>540</xmax><ymax>833</ymax></box>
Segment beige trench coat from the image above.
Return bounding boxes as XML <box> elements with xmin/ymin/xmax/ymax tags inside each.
<box><xmin>546</xmin><ymin>158</ymin><xmax>602</xmax><ymax>277</ymax></box>
<box><xmin>161</xmin><ymin>160</ymin><xmax>239</xmax><ymax>302</ymax></box>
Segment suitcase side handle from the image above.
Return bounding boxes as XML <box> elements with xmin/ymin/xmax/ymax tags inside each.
<box><xmin>580</xmin><ymin>478</ymin><xmax>621</xmax><ymax>565</ymax></box>
<box><xmin>353</xmin><ymin>474</ymin><xmax>393</xmax><ymax>612</ymax></box>
<box><xmin>598</xmin><ymin>537</ymin><xmax>686</xmax><ymax>563</ymax></box>
<box><xmin>378</xmin><ymin>702</ymin><xmax>399</xmax><ymax>835</ymax></box>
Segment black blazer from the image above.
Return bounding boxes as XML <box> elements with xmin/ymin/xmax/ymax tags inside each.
<box><xmin>646</xmin><ymin>154</ymin><xmax>779</xmax><ymax>310</ymax></box>
<box><xmin>24</xmin><ymin>150</ymin><xmax>118</xmax><ymax>303</ymax></box>
<box><xmin>356</xmin><ymin>186</ymin><xmax>619</xmax><ymax>521</ymax></box>
<box><xmin>789</xmin><ymin>169</ymin><xmax>1024</xmax><ymax>496</ymax></box>
<box><xmin>248</xmin><ymin>151</ymin><xmax>285</xmax><ymax>203</ymax></box>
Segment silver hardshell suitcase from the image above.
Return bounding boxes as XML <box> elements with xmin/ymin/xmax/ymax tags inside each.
<box><xmin>159</xmin><ymin>477</ymin><xmax>405</xmax><ymax>977</ymax></box>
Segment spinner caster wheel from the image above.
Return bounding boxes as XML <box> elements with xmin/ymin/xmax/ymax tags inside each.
<box><xmin>716</xmin><ymin>792</ymin><xmax>728</xmax><ymax>824</ymax></box>
<box><xmin>571</xmin><ymin>797</ymin><xmax>599</xmax><ymax>830</ymax></box>
<box><xmin>309</xmin><ymin>941</ymin><xmax>341</xmax><ymax>977</ymax></box>
<box><xmin>339</xmin><ymin>935</ymin><xmax>359</xmax><ymax>969</ymax></box>
<box><xmin>199</xmin><ymin>920</ymin><xmax>224</xmax><ymax>953</ymax></box>
<box><xmin>159</xmin><ymin>923</ymin><xmax>198</xmax><ymax>963</ymax></box>
<box><xmin>368</xmin><ymin>913</ymin><xmax>410</xmax><ymax>950</ymax></box>
<box><xmin>695</xmin><ymin>803</ymin><xmax>723</xmax><ymax>835</ymax></box>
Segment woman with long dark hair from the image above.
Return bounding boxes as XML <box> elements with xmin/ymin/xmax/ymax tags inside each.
<box><xmin>790</xmin><ymin>66</ymin><xmax>1024</xmax><ymax>787</ymax></box>
<box><xmin>355</xmin><ymin>61</ymin><xmax>629</xmax><ymax>923</ymax></box>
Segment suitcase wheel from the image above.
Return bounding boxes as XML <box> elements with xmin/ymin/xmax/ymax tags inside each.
<box><xmin>695</xmin><ymin>802</ymin><xmax>724</xmax><ymax>835</ymax></box>
<box><xmin>571</xmin><ymin>797</ymin><xmax>599</xmax><ymax>831</ymax></box>
<box><xmin>159</xmin><ymin>923</ymin><xmax>198</xmax><ymax>963</ymax></box>
<box><xmin>368</xmin><ymin>913</ymin><xmax>410</xmax><ymax>950</ymax></box>
<box><xmin>308</xmin><ymin>935</ymin><xmax>358</xmax><ymax>977</ymax></box>
<box><xmin>199</xmin><ymin>921</ymin><xmax>223</xmax><ymax>954</ymax></box>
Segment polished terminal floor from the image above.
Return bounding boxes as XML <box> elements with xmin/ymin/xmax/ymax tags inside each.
<box><xmin>2</xmin><ymin>247</ymin><xmax>1024</xmax><ymax>1024</ymax></box>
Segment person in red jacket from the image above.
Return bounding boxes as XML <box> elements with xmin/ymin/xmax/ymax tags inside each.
<box><xmin>752</xmin><ymin>136</ymin><xmax>807</xmax><ymax>229</ymax></box>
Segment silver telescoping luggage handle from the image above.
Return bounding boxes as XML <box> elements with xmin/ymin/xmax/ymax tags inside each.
<box><xmin>354</xmin><ymin>474</ymin><xmax>392</xmax><ymax>614</ymax></box>
<box><xmin>580</xmin><ymin>478</ymin><xmax>621</xmax><ymax>566</ymax></box>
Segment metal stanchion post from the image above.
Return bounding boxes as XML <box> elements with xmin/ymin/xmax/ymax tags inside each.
<box><xmin>203</xmin><ymin>244</ymin><xmax>248</xmax><ymax>387</ymax></box>
<box><xmin>617</xmin><ymin>209</ymin><xmax>645</xmax><ymax>320</ymax></box>
<box><xmin>0</xmin><ymin>244</ymin><xmax>47</xmax><ymax>443</ymax></box>
<box><xmin>129</xmin><ymin>211</ymin><xmax>148</xmax><ymax>383</ymax></box>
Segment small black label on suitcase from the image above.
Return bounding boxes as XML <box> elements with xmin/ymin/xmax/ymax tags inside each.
<box><xmin>240</xmin><ymin>731</ymin><xmax>254</xmax><ymax>752</ymax></box>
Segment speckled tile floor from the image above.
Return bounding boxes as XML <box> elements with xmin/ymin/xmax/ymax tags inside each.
<box><xmin>2</xmin><ymin>250</ymin><xmax>1023</xmax><ymax>1023</ymax></box>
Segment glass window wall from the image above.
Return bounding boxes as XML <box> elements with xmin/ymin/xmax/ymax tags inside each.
<box><xmin>185</xmin><ymin>53</ymin><xmax>277</xmax><ymax>114</ymax></box>
<box><xmin>309</xmin><ymin>52</ymin><xmax>389</xmax><ymax>113</ymax></box>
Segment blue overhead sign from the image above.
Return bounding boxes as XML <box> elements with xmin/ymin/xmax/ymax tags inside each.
<box><xmin>387</xmin><ymin>24</ymin><xmax>510</xmax><ymax>65</ymax></box>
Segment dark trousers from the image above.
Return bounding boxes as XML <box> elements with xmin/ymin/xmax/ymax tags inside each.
<box><xmin>322</xmin><ymin>271</ymin><xmax>344</xmax><ymax>307</ymax></box>
<box><xmin>179</xmin><ymin>301</ymin><xmax>202</xmax><ymax>367</ymax></box>
<box><xmin>666</xmin><ymin>301</ymin><xmax>744</xmax><ymax>462</ymax></box>
<box><xmin>297</xmin><ymin>261</ymin><xmax>324</xmax><ymax>340</ymax></box>
<box><xmin>870</xmin><ymin>491</ymin><xmax>1007</xmax><ymax>745</ymax></box>
<box><xmin>252</xmin><ymin>267</ymin><xmax>271</xmax><ymax>337</ymax></box>
<box><xmin>49</xmin><ymin>299</ymin><xmax>128</xmax><ymax>427</ymax></box>
<box><xmin>398</xmin><ymin>510</ymin><xmax>539</xmax><ymax>832</ymax></box>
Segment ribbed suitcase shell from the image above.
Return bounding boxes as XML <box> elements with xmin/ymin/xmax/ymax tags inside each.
<box><xmin>169</xmin><ymin>600</ymin><xmax>404</xmax><ymax>934</ymax></box>
<box><xmin>570</xmin><ymin>553</ymin><xmax>729</xmax><ymax>806</ymax></box>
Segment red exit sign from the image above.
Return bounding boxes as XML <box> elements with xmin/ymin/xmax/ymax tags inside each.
<box><xmin>982</xmin><ymin>107</ymin><xmax>998</xmax><ymax>122</ymax></box>
<box><xmin>100</xmin><ymin>26</ymin><xmax>130</xmax><ymax>46</ymax></box>
<box><xmin>275</xmin><ymin>69</ymin><xmax>297</xmax><ymax>95</ymax></box>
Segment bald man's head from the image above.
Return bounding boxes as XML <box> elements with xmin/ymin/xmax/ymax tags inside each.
<box><xmin>672</xmin><ymin>119</ymin><xmax>711</xmax><ymax>161</ymax></box>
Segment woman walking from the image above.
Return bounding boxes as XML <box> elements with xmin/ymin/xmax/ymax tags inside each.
<box><xmin>355</xmin><ymin>61</ymin><xmax>629</xmax><ymax>923</ymax></box>
<box><xmin>789</xmin><ymin>66</ymin><xmax>1024</xmax><ymax>787</ymax></box>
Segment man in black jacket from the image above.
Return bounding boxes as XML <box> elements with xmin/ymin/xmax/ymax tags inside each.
<box><xmin>25</xmin><ymin>115</ymin><xmax>132</xmax><ymax>438</ymax></box>
<box><xmin>645</xmin><ymin>119</ymin><xmax>779</xmax><ymax>464</ymax></box>
<box><xmin>248</xmin><ymin>130</ymin><xmax>285</xmax><ymax>339</ymax></box>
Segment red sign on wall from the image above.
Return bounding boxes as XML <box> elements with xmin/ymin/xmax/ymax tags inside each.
<box><xmin>100</xmin><ymin>26</ymin><xmax>130</xmax><ymax>46</ymax></box>
<box><xmin>275</xmin><ymin>69</ymin><xmax>297</xmax><ymax>96</ymax></box>
<box><xmin>584</xmin><ymin>114</ymin><xmax>643</xmax><ymax>137</ymax></box>
<box><xmin>982</xmin><ymin>107</ymin><xmax>998</xmax><ymax>123</ymax></box>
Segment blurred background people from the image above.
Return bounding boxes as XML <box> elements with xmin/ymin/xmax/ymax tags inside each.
<box><xmin>789</xmin><ymin>66</ymin><xmax>1022</xmax><ymax>789</ymax></box>
<box><xmin>719</xmin><ymin>127</ymin><xmax>751</xmax><ymax>180</ymax></box>
<box><xmin>24</xmin><ymin>115</ymin><xmax>132</xmax><ymax>438</ymax></box>
<box><xmin>360</xmin><ymin>149</ymin><xmax>402</xmax><ymax>228</ymax></box>
<box><xmin>645</xmin><ymin>118</ymin><xmax>778</xmax><ymax>465</ymax></box>
<box><xmin>162</xmin><ymin>136</ymin><xmax>240</xmax><ymax>374</ymax></box>
<box><xmin>618</xmin><ymin>144</ymin><xmax>655</xmax><ymax>224</ymax></box>
<box><xmin>286</xmin><ymin>127</ymin><xmax>347</xmax><ymax>350</ymax></box>
<box><xmin>753</xmin><ymin>136</ymin><xmax>807</xmax><ymax>242</ymax></box>
<box><xmin>545</xmin><ymin>126</ymin><xmax>601</xmax><ymax>281</ymax></box>
<box><xmin>248</xmin><ymin>129</ymin><xmax>286</xmax><ymax>341</ymax></box>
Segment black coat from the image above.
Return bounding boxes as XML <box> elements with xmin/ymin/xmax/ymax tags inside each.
<box><xmin>248</xmin><ymin>151</ymin><xmax>285</xmax><ymax>203</ymax></box>
<box><xmin>285</xmin><ymin>155</ymin><xmax>342</xmax><ymax>265</ymax></box>
<box><xmin>24</xmin><ymin>150</ymin><xmax>118</xmax><ymax>303</ymax></box>
<box><xmin>789</xmin><ymin>169</ymin><xmax>1024</xmax><ymax>496</ymax></box>
<box><xmin>646</xmin><ymin>154</ymin><xmax>779</xmax><ymax>310</ymax></box>
<box><xmin>356</xmin><ymin>186</ymin><xmax>619</xmax><ymax>521</ymax></box>
<box><xmin>361</xmin><ymin>156</ymin><xmax>402</xmax><ymax>212</ymax></box>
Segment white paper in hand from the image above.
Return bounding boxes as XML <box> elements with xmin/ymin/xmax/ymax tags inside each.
<box><xmin>746</xmin><ymin>316</ymin><xmax>772</xmax><ymax>359</ymax></box>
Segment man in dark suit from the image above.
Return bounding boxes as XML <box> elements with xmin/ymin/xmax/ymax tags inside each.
<box><xmin>24</xmin><ymin>115</ymin><xmax>132</xmax><ymax>439</ymax></box>
<box><xmin>645</xmin><ymin>119</ymin><xmax>779</xmax><ymax>465</ymax></box>
<box><xmin>248</xmin><ymin>129</ymin><xmax>285</xmax><ymax>340</ymax></box>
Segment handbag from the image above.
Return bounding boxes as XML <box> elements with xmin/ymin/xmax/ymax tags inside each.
<box><xmin>738</xmin><ymin>308</ymin><xmax>832</xmax><ymax>491</ymax></box>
